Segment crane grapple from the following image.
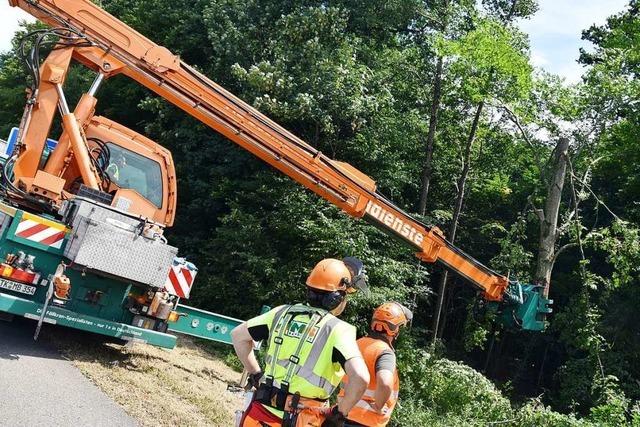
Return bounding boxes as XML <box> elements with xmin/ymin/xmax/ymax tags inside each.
<box><xmin>496</xmin><ymin>283</ymin><xmax>553</xmax><ymax>331</ymax></box>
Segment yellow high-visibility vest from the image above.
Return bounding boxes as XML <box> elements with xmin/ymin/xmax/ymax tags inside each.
<box><xmin>251</xmin><ymin>304</ymin><xmax>357</xmax><ymax>400</ymax></box>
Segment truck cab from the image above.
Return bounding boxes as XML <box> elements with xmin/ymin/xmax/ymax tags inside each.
<box><xmin>57</xmin><ymin>116</ymin><xmax>177</xmax><ymax>226</ymax></box>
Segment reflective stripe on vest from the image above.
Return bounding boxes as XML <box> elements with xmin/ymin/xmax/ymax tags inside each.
<box><xmin>362</xmin><ymin>389</ymin><xmax>399</xmax><ymax>400</ymax></box>
<box><xmin>265</xmin><ymin>315</ymin><xmax>342</xmax><ymax>395</ymax></box>
<box><xmin>340</xmin><ymin>336</ymin><xmax>399</xmax><ymax>427</ymax></box>
<box><xmin>262</xmin><ymin>304</ymin><xmax>343</xmax><ymax>399</ymax></box>
<box><xmin>353</xmin><ymin>399</ymin><xmax>391</xmax><ymax>415</ymax></box>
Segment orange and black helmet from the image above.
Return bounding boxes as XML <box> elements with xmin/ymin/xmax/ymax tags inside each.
<box><xmin>371</xmin><ymin>302</ymin><xmax>413</xmax><ymax>337</ymax></box>
<box><xmin>306</xmin><ymin>258</ymin><xmax>351</xmax><ymax>292</ymax></box>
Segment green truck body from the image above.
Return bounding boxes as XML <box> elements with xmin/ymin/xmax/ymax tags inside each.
<box><xmin>0</xmin><ymin>200</ymin><xmax>241</xmax><ymax>349</ymax></box>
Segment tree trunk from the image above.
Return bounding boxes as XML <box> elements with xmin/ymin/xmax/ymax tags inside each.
<box><xmin>430</xmin><ymin>0</ymin><xmax>519</xmax><ymax>342</ymax></box>
<box><xmin>437</xmin><ymin>279</ymin><xmax>454</xmax><ymax>337</ymax></box>
<box><xmin>534</xmin><ymin>137</ymin><xmax>570</xmax><ymax>297</ymax></box>
<box><xmin>431</xmin><ymin>101</ymin><xmax>484</xmax><ymax>343</ymax></box>
<box><xmin>537</xmin><ymin>343</ymin><xmax>550</xmax><ymax>387</ymax></box>
<box><xmin>483</xmin><ymin>331</ymin><xmax>497</xmax><ymax>373</ymax></box>
<box><xmin>418</xmin><ymin>56</ymin><xmax>444</xmax><ymax>214</ymax></box>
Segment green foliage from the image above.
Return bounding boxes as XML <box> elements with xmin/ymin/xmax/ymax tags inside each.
<box><xmin>391</xmin><ymin>400</ymin><xmax>456</xmax><ymax>427</ymax></box>
<box><xmin>589</xmin><ymin>221</ymin><xmax>640</xmax><ymax>288</ymax></box>
<box><xmin>0</xmin><ymin>52</ymin><xmax>25</xmax><ymax>137</ymax></box>
<box><xmin>588</xmin><ymin>376</ymin><xmax>631</xmax><ymax>426</ymax></box>
<box><xmin>230</xmin><ymin>6</ymin><xmax>384</xmax><ymax>142</ymax></box>
<box><xmin>484</xmin><ymin>215</ymin><xmax>534</xmax><ymax>280</ymax></box>
<box><xmin>481</xmin><ymin>0</ymin><xmax>539</xmax><ymax>21</ymax></box>
<box><xmin>392</xmin><ymin>346</ymin><xmax>598</xmax><ymax>426</ymax></box>
<box><xmin>198</xmin><ymin>339</ymin><xmax>244</xmax><ymax>372</ymax></box>
<box><xmin>0</xmin><ymin>0</ymin><xmax>639</xmax><ymax>425</ymax></box>
<box><xmin>438</xmin><ymin>19</ymin><xmax>532</xmax><ymax>103</ymax></box>
<box><xmin>515</xmin><ymin>400</ymin><xmax>589</xmax><ymax>427</ymax></box>
<box><xmin>462</xmin><ymin>314</ymin><xmax>492</xmax><ymax>352</ymax></box>
<box><xmin>632</xmin><ymin>402</ymin><xmax>640</xmax><ymax>427</ymax></box>
<box><xmin>396</xmin><ymin>346</ymin><xmax>513</xmax><ymax>424</ymax></box>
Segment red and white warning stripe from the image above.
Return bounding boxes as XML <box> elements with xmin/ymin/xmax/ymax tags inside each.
<box><xmin>15</xmin><ymin>213</ymin><xmax>67</xmax><ymax>249</ymax></box>
<box><xmin>164</xmin><ymin>259</ymin><xmax>197</xmax><ymax>299</ymax></box>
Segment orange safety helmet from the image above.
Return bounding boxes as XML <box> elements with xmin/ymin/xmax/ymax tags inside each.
<box><xmin>371</xmin><ymin>302</ymin><xmax>413</xmax><ymax>337</ymax></box>
<box><xmin>306</xmin><ymin>258</ymin><xmax>351</xmax><ymax>292</ymax></box>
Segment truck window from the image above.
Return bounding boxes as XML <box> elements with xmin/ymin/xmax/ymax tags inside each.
<box><xmin>105</xmin><ymin>143</ymin><xmax>163</xmax><ymax>208</ymax></box>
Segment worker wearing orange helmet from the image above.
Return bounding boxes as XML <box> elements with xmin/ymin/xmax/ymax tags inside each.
<box><xmin>338</xmin><ymin>302</ymin><xmax>413</xmax><ymax>427</ymax></box>
<box><xmin>231</xmin><ymin>257</ymin><xmax>370</xmax><ymax>427</ymax></box>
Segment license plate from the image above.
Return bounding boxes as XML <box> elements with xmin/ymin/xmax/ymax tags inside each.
<box><xmin>0</xmin><ymin>278</ymin><xmax>36</xmax><ymax>295</ymax></box>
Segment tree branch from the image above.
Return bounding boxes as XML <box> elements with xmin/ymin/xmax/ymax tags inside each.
<box><xmin>551</xmin><ymin>242</ymin><xmax>578</xmax><ymax>267</ymax></box>
<box><xmin>566</xmin><ymin>156</ymin><xmax>587</xmax><ymax>278</ymax></box>
<box><xmin>556</xmin><ymin>209</ymin><xmax>576</xmax><ymax>239</ymax></box>
<box><xmin>567</xmin><ymin>156</ymin><xmax>621</xmax><ymax>222</ymax></box>
<box><xmin>498</xmin><ymin>104</ymin><xmax>546</xmax><ymax>181</ymax></box>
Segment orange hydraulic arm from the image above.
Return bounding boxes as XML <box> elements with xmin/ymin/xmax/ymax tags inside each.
<box><xmin>9</xmin><ymin>0</ymin><xmax>510</xmax><ymax>302</ymax></box>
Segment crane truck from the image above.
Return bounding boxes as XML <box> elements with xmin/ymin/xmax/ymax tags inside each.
<box><xmin>0</xmin><ymin>0</ymin><xmax>551</xmax><ymax>350</ymax></box>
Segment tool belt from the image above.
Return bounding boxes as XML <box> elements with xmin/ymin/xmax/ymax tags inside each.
<box><xmin>254</xmin><ymin>380</ymin><xmax>328</xmax><ymax>412</ymax></box>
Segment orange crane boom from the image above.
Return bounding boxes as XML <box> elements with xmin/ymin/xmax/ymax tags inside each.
<box><xmin>8</xmin><ymin>0</ymin><xmax>551</xmax><ymax>327</ymax></box>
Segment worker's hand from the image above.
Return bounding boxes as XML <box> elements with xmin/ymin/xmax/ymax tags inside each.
<box><xmin>245</xmin><ymin>370</ymin><xmax>263</xmax><ymax>391</ymax></box>
<box><xmin>321</xmin><ymin>405</ymin><xmax>346</xmax><ymax>427</ymax></box>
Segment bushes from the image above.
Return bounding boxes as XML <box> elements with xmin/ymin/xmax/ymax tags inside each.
<box><xmin>390</xmin><ymin>346</ymin><xmax>619</xmax><ymax>426</ymax></box>
<box><xmin>393</xmin><ymin>346</ymin><xmax>512</xmax><ymax>425</ymax></box>
<box><xmin>515</xmin><ymin>401</ymin><xmax>589</xmax><ymax>427</ymax></box>
<box><xmin>411</xmin><ymin>359</ymin><xmax>512</xmax><ymax>422</ymax></box>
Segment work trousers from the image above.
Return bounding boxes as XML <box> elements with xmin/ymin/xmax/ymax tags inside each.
<box><xmin>241</xmin><ymin>401</ymin><xmax>326</xmax><ymax>427</ymax></box>
<box><xmin>241</xmin><ymin>402</ymin><xmax>281</xmax><ymax>427</ymax></box>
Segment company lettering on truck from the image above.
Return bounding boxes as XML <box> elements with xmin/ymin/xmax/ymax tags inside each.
<box><xmin>365</xmin><ymin>201</ymin><xmax>424</xmax><ymax>247</ymax></box>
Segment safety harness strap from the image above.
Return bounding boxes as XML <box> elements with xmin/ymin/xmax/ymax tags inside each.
<box><xmin>265</xmin><ymin>305</ymin><xmax>327</xmax><ymax>382</ymax></box>
<box><xmin>267</xmin><ymin>307</ymin><xmax>294</xmax><ymax>380</ymax></box>
<box><xmin>282</xmin><ymin>310</ymin><xmax>326</xmax><ymax>385</ymax></box>
<box><xmin>258</xmin><ymin>304</ymin><xmax>333</xmax><ymax>411</ymax></box>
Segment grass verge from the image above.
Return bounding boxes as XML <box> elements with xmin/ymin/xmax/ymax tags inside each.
<box><xmin>43</xmin><ymin>326</ymin><xmax>243</xmax><ymax>427</ymax></box>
